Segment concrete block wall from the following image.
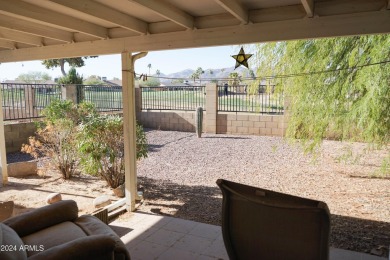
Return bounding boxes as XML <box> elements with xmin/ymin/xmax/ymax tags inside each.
<box><xmin>137</xmin><ymin>110</ymin><xmax>205</xmax><ymax>132</ymax></box>
<box><xmin>216</xmin><ymin>113</ymin><xmax>287</xmax><ymax>137</ymax></box>
<box><xmin>136</xmin><ymin>82</ymin><xmax>289</xmax><ymax>137</ymax></box>
<box><xmin>4</xmin><ymin>122</ymin><xmax>36</xmax><ymax>152</ymax></box>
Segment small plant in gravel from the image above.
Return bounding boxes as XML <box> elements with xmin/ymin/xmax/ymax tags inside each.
<box><xmin>195</xmin><ymin>106</ymin><xmax>203</xmax><ymax>138</ymax></box>
<box><xmin>22</xmin><ymin>100</ymin><xmax>95</xmax><ymax>179</ymax></box>
<box><xmin>78</xmin><ymin>115</ymin><xmax>148</xmax><ymax>191</ymax></box>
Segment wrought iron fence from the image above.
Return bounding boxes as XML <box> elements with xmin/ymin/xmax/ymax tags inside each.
<box><xmin>2</xmin><ymin>83</ymin><xmax>284</xmax><ymax>122</ymax></box>
<box><xmin>141</xmin><ymin>86</ymin><xmax>206</xmax><ymax>111</ymax></box>
<box><xmin>1</xmin><ymin>83</ymin><xmax>62</xmax><ymax>121</ymax></box>
<box><xmin>218</xmin><ymin>85</ymin><xmax>284</xmax><ymax>114</ymax></box>
<box><xmin>77</xmin><ymin>85</ymin><xmax>123</xmax><ymax>112</ymax></box>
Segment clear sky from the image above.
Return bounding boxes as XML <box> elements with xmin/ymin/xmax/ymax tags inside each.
<box><xmin>0</xmin><ymin>45</ymin><xmax>247</xmax><ymax>81</ymax></box>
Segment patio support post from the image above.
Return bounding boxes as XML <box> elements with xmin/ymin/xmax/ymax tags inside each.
<box><xmin>121</xmin><ymin>51</ymin><xmax>148</xmax><ymax>212</ymax></box>
<box><xmin>205</xmin><ymin>83</ymin><xmax>217</xmax><ymax>133</ymax></box>
<box><xmin>61</xmin><ymin>84</ymin><xmax>78</xmax><ymax>103</ymax></box>
<box><xmin>0</xmin><ymin>86</ymin><xmax>8</xmax><ymax>186</ymax></box>
<box><xmin>25</xmin><ymin>85</ymin><xmax>36</xmax><ymax>118</ymax></box>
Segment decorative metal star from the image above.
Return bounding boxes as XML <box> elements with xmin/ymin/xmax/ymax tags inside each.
<box><xmin>231</xmin><ymin>47</ymin><xmax>253</xmax><ymax>70</ymax></box>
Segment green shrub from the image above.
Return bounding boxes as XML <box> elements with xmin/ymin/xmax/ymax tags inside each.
<box><xmin>57</xmin><ymin>67</ymin><xmax>83</xmax><ymax>84</ymax></box>
<box><xmin>22</xmin><ymin>100</ymin><xmax>95</xmax><ymax>179</ymax></box>
<box><xmin>78</xmin><ymin>115</ymin><xmax>148</xmax><ymax>189</ymax></box>
<box><xmin>41</xmin><ymin>100</ymin><xmax>96</xmax><ymax>125</ymax></box>
<box><xmin>23</xmin><ymin>99</ymin><xmax>148</xmax><ymax>186</ymax></box>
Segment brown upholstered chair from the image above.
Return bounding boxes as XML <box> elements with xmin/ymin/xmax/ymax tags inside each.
<box><xmin>216</xmin><ymin>179</ymin><xmax>330</xmax><ymax>260</ymax></box>
<box><xmin>0</xmin><ymin>200</ymin><xmax>131</xmax><ymax>260</ymax></box>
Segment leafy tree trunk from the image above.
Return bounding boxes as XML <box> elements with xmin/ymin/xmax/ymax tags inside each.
<box><xmin>59</xmin><ymin>59</ymin><xmax>66</xmax><ymax>76</ymax></box>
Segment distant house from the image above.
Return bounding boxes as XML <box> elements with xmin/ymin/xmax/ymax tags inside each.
<box><xmin>103</xmin><ymin>79</ymin><xmax>122</xmax><ymax>86</ymax></box>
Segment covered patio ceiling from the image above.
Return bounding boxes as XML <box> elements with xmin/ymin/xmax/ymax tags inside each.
<box><xmin>0</xmin><ymin>0</ymin><xmax>389</xmax><ymax>62</ymax></box>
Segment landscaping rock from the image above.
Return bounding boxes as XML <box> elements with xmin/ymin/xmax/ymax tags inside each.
<box><xmin>112</xmin><ymin>184</ymin><xmax>125</xmax><ymax>198</ymax></box>
<box><xmin>93</xmin><ymin>195</ymin><xmax>111</xmax><ymax>208</ymax></box>
<box><xmin>7</xmin><ymin>161</ymin><xmax>37</xmax><ymax>177</ymax></box>
<box><xmin>46</xmin><ymin>193</ymin><xmax>62</xmax><ymax>204</ymax></box>
<box><xmin>0</xmin><ymin>201</ymin><xmax>14</xmax><ymax>221</ymax></box>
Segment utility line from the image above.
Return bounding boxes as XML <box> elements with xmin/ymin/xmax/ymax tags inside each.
<box><xmin>134</xmin><ymin>60</ymin><xmax>390</xmax><ymax>82</ymax></box>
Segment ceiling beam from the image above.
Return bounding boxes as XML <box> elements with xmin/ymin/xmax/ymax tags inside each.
<box><xmin>0</xmin><ymin>39</ymin><xmax>15</xmax><ymax>49</ymax></box>
<box><xmin>0</xmin><ymin>28</ymin><xmax>42</xmax><ymax>46</ymax></box>
<box><xmin>214</xmin><ymin>0</ymin><xmax>249</xmax><ymax>24</ymax></box>
<box><xmin>0</xmin><ymin>15</ymin><xmax>73</xmax><ymax>43</ymax></box>
<box><xmin>0</xmin><ymin>0</ymin><xmax>107</xmax><ymax>39</ymax></box>
<box><xmin>301</xmin><ymin>0</ymin><xmax>314</xmax><ymax>17</ymax></box>
<box><xmin>1</xmin><ymin>10</ymin><xmax>389</xmax><ymax>63</ymax></box>
<box><xmin>51</xmin><ymin>0</ymin><xmax>148</xmax><ymax>35</ymax></box>
<box><xmin>129</xmin><ymin>0</ymin><xmax>194</xmax><ymax>29</ymax></box>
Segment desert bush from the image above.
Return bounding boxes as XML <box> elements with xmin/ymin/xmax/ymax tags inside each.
<box><xmin>42</xmin><ymin>99</ymin><xmax>96</xmax><ymax>125</ymax></box>
<box><xmin>57</xmin><ymin>67</ymin><xmax>83</xmax><ymax>84</ymax></box>
<box><xmin>22</xmin><ymin>100</ymin><xmax>96</xmax><ymax>179</ymax></box>
<box><xmin>22</xmin><ymin>121</ymin><xmax>77</xmax><ymax>179</ymax></box>
<box><xmin>78</xmin><ymin>115</ymin><xmax>148</xmax><ymax>189</ymax></box>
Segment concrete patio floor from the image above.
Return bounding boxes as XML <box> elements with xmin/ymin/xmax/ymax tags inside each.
<box><xmin>109</xmin><ymin>212</ymin><xmax>387</xmax><ymax>260</ymax></box>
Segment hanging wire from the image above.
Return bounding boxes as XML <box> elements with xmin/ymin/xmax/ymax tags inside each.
<box><xmin>133</xmin><ymin>59</ymin><xmax>390</xmax><ymax>82</ymax></box>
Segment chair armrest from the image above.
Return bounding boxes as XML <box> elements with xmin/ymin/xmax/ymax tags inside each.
<box><xmin>28</xmin><ymin>235</ymin><xmax>117</xmax><ymax>260</ymax></box>
<box><xmin>74</xmin><ymin>215</ymin><xmax>131</xmax><ymax>260</ymax></box>
<box><xmin>3</xmin><ymin>200</ymin><xmax>78</xmax><ymax>237</ymax></box>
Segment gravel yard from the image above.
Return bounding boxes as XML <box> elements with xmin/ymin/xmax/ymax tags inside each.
<box><xmin>2</xmin><ymin>129</ymin><xmax>389</xmax><ymax>257</ymax></box>
<box><xmin>136</xmin><ymin>129</ymin><xmax>390</xmax><ymax>257</ymax></box>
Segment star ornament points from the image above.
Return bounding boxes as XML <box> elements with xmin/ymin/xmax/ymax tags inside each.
<box><xmin>231</xmin><ymin>47</ymin><xmax>253</xmax><ymax>70</ymax></box>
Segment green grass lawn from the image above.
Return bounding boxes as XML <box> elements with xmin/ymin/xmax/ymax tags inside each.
<box><xmin>1</xmin><ymin>89</ymin><xmax>25</xmax><ymax>106</ymax></box>
<box><xmin>82</xmin><ymin>90</ymin><xmax>123</xmax><ymax>110</ymax></box>
<box><xmin>141</xmin><ymin>89</ymin><xmax>205</xmax><ymax>110</ymax></box>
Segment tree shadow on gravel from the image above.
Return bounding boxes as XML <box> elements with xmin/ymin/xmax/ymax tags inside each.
<box><xmin>138</xmin><ymin>176</ymin><xmax>222</xmax><ymax>225</ymax></box>
<box><xmin>203</xmin><ymin>136</ymin><xmax>250</xmax><ymax>140</ymax></box>
<box><xmin>0</xmin><ymin>180</ymin><xmax>41</xmax><ymax>192</ymax></box>
<box><xmin>331</xmin><ymin>215</ymin><xmax>390</xmax><ymax>257</ymax></box>
<box><xmin>147</xmin><ymin>144</ymin><xmax>165</xmax><ymax>153</ymax></box>
<box><xmin>147</xmin><ymin>134</ymin><xmax>194</xmax><ymax>153</ymax></box>
<box><xmin>138</xmin><ymin>176</ymin><xmax>390</xmax><ymax>257</ymax></box>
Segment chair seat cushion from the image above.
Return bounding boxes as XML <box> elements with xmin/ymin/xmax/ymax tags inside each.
<box><xmin>0</xmin><ymin>223</ymin><xmax>27</xmax><ymax>260</ymax></box>
<box><xmin>21</xmin><ymin>221</ymin><xmax>87</xmax><ymax>257</ymax></box>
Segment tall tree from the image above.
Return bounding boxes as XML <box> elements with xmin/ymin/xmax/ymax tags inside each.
<box><xmin>57</xmin><ymin>67</ymin><xmax>83</xmax><ymax>84</ymax></box>
<box><xmin>16</xmin><ymin>71</ymin><xmax>51</xmax><ymax>84</ymax></box>
<box><xmin>254</xmin><ymin>35</ymin><xmax>390</xmax><ymax>165</ymax></box>
<box><xmin>147</xmin><ymin>63</ymin><xmax>152</xmax><ymax>75</ymax></box>
<box><xmin>196</xmin><ymin>67</ymin><xmax>204</xmax><ymax>85</ymax></box>
<box><xmin>42</xmin><ymin>56</ymin><xmax>97</xmax><ymax>76</ymax></box>
<box><xmin>139</xmin><ymin>76</ymin><xmax>160</xmax><ymax>87</ymax></box>
<box><xmin>84</xmin><ymin>75</ymin><xmax>104</xmax><ymax>85</ymax></box>
<box><xmin>190</xmin><ymin>72</ymin><xmax>199</xmax><ymax>83</ymax></box>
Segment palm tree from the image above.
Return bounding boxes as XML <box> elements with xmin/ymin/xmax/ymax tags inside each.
<box><xmin>147</xmin><ymin>63</ymin><xmax>152</xmax><ymax>75</ymax></box>
<box><xmin>196</xmin><ymin>67</ymin><xmax>204</xmax><ymax>85</ymax></box>
<box><xmin>190</xmin><ymin>72</ymin><xmax>199</xmax><ymax>83</ymax></box>
<box><xmin>156</xmin><ymin>69</ymin><xmax>161</xmax><ymax>77</ymax></box>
